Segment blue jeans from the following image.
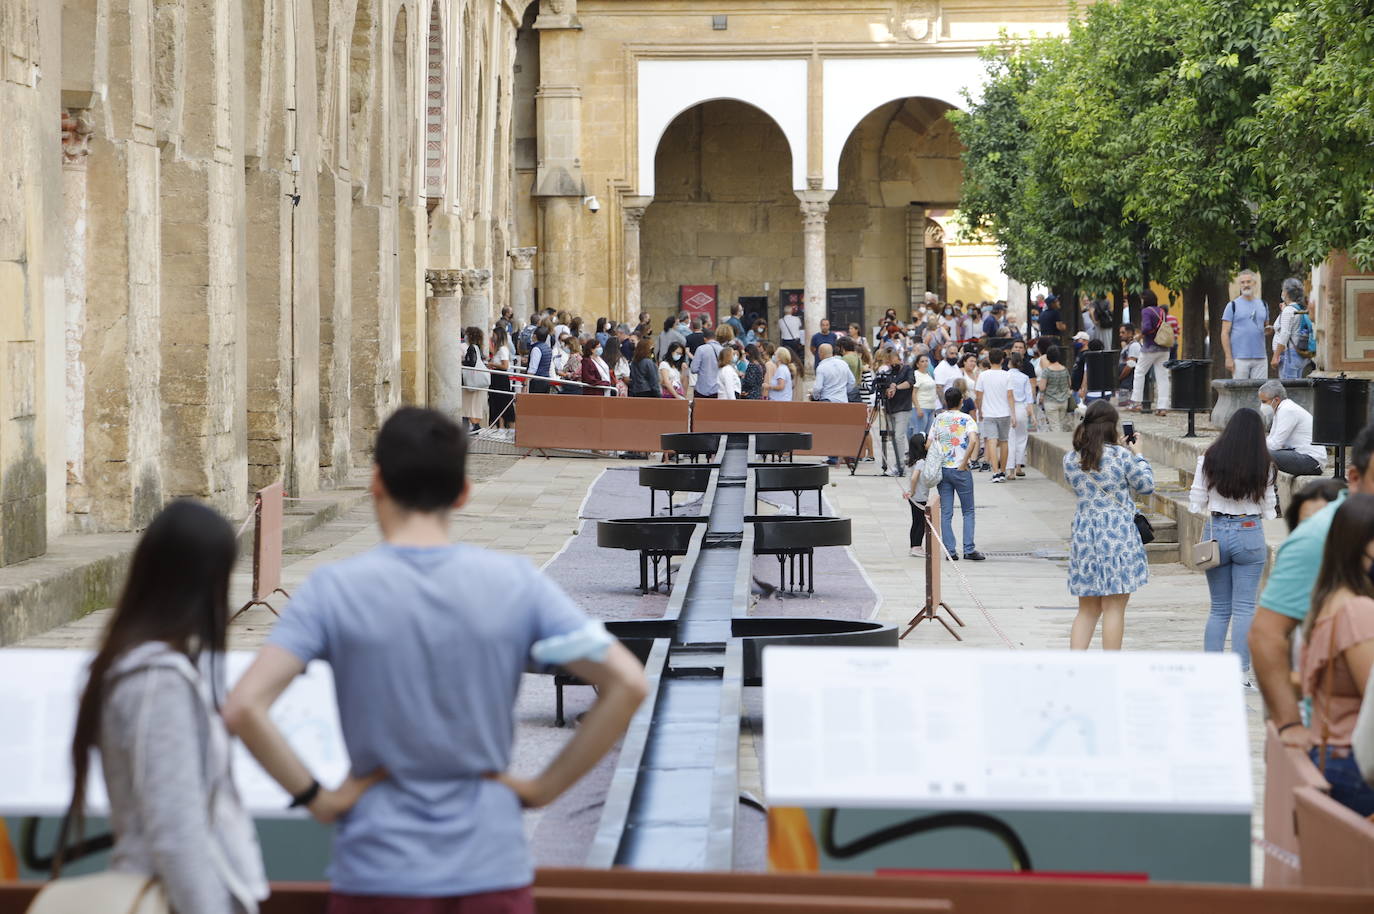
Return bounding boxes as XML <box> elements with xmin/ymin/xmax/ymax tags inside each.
<box><xmin>1309</xmin><ymin>748</ymin><xmax>1374</xmax><ymax>817</ymax></box>
<box><xmin>1279</xmin><ymin>346</ymin><xmax>1309</xmax><ymax>380</ymax></box>
<box><xmin>908</xmin><ymin>408</ymin><xmax>936</xmax><ymax>443</ymax></box>
<box><xmin>1201</xmin><ymin>515</ymin><xmax>1267</xmax><ymax>671</ymax></box>
<box><xmin>938</xmin><ymin>467</ymin><xmax>976</xmax><ymax>554</ymax></box>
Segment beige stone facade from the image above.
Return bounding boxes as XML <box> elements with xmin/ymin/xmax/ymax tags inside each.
<box><xmin>522</xmin><ymin>0</ymin><xmax>1074</xmax><ymax>344</ymax></box>
<box><xmin>2</xmin><ymin>0</ymin><xmax>524</xmax><ymax>562</ymax></box>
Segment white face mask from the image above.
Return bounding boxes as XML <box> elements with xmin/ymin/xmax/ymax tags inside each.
<box><xmin>594</xmin><ymin>347</ymin><xmax>603</xmax><ymax>357</ymax></box>
<box><xmin>1259</xmin><ymin>401</ymin><xmax>1275</xmax><ymax>425</ymax></box>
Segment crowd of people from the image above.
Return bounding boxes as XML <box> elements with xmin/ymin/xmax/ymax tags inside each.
<box><xmin>36</xmin><ymin>283</ymin><xmax>1370</xmax><ymax>913</ymax></box>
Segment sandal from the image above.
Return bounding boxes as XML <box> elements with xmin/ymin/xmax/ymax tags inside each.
<box><xmin>1154</xmin><ymin>410</ymin><xmax>1168</xmax><ymax>417</ymax></box>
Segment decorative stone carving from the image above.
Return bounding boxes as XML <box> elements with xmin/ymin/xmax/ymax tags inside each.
<box><xmin>623</xmin><ymin>204</ymin><xmax>648</xmax><ymax>228</ymax></box>
<box><xmin>60</xmin><ymin>108</ymin><xmax>94</xmax><ymax>165</ymax></box>
<box><xmin>460</xmin><ymin>268</ymin><xmax>492</xmax><ymax>294</ymax></box>
<box><xmin>892</xmin><ymin>1</ymin><xmax>938</xmax><ymax>42</ymax></box>
<box><xmin>426</xmin><ymin>268</ymin><xmax>463</xmax><ymax>298</ymax></box>
<box><xmin>509</xmin><ymin>246</ymin><xmax>537</xmax><ymax>271</ymax></box>
<box><xmin>800</xmin><ymin>198</ymin><xmax>830</xmax><ymax>230</ymax></box>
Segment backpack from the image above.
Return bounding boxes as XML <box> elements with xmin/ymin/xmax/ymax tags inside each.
<box><xmin>1149</xmin><ymin>308</ymin><xmax>1176</xmax><ymax>349</ymax></box>
<box><xmin>1093</xmin><ymin>300</ymin><xmax>1115</xmax><ymax>329</ymax></box>
<box><xmin>517</xmin><ymin>325</ymin><xmax>536</xmax><ymax>356</ymax></box>
<box><xmin>1292</xmin><ymin>306</ymin><xmax>1315</xmax><ymax>359</ymax></box>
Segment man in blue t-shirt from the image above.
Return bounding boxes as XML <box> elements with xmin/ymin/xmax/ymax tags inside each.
<box><xmin>1251</xmin><ymin>422</ymin><xmax>1374</xmax><ymax>749</ymax></box>
<box><xmin>1222</xmin><ymin>269</ymin><xmax>1270</xmax><ymax>379</ymax></box>
<box><xmin>225</xmin><ymin>407</ymin><xmax>647</xmax><ymax>910</ymax></box>
<box><xmin>809</xmin><ymin>318</ymin><xmax>838</xmax><ymax>370</ymax></box>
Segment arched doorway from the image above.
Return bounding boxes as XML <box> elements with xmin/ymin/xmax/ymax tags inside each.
<box><xmin>639</xmin><ymin>99</ymin><xmax>797</xmax><ymax>330</ymax></box>
<box><xmin>830</xmin><ymin>96</ymin><xmax>967</xmax><ymax>329</ymax></box>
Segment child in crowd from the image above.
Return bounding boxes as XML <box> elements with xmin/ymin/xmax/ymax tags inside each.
<box><xmin>903</xmin><ymin>433</ymin><xmax>937</xmax><ymax>558</ymax></box>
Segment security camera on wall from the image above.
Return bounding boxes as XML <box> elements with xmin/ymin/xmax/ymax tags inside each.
<box><xmin>584</xmin><ymin>195</ymin><xmax>601</xmax><ymax>213</ymax></box>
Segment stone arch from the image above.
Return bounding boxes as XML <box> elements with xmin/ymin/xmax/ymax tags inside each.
<box><xmin>347</xmin><ymin>0</ymin><xmax>379</xmax><ymax>192</ymax></box>
<box><xmin>636</xmin><ymin>59</ymin><xmax>808</xmax><ymax>196</ymax></box>
<box><xmin>392</xmin><ymin>3</ymin><xmax>414</xmax><ymax>202</ymax></box>
<box><xmin>640</xmin><ymin>99</ymin><xmax>799</xmax><ymax>328</ymax></box>
<box><xmin>830</xmin><ymin>96</ymin><xmax>965</xmax><ymax>322</ymax></box>
<box><xmin>821</xmin><ymin>56</ymin><xmax>984</xmax><ymax>190</ymax></box>
<box><xmin>425</xmin><ymin>0</ymin><xmax>446</xmax><ymax>203</ymax></box>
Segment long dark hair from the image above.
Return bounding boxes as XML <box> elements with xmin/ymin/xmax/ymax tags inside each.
<box><xmin>1203</xmin><ymin>408</ymin><xmax>1273</xmax><ymax>503</ymax></box>
<box><xmin>59</xmin><ymin>500</ymin><xmax>237</xmax><ymax>873</ymax></box>
<box><xmin>1306</xmin><ymin>494</ymin><xmax>1374</xmax><ymax>639</ymax></box>
<box><xmin>1285</xmin><ymin>477</ymin><xmax>1346</xmax><ymax>532</ymax></box>
<box><xmin>1072</xmin><ymin>399</ymin><xmax>1120</xmax><ymax>472</ymax></box>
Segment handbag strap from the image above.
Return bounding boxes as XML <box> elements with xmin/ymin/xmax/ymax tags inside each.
<box><xmin>1316</xmin><ymin>612</ymin><xmax>1341</xmax><ymax>769</ymax></box>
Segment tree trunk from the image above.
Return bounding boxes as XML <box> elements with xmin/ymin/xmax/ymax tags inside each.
<box><xmin>1203</xmin><ymin>267</ymin><xmax>1230</xmax><ymax>385</ymax></box>
<box><xmin>1182</xmin><ymin>274</ymin><xmax>1208</xmax><ymax>361</ymax></box>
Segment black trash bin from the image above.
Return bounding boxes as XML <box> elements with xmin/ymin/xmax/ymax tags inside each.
<box><xmin>1083</xmin><ymin>349</ymin><xmax>1120</xmax><ymax>395</ymax></box>
<box><xmin>1312</xmin><ymin>375</ymin><xmax>1371</xmax><ymax>446</ymax></box>
<box><xmin>1169</xmin><ymin>359</ymin><xmax>1213</xmax><ymax>412</ymax></box>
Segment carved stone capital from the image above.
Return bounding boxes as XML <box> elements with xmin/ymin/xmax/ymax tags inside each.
<box><xmin>461</xmin><ymin>268</ymin><xmax>493</xmax><ymax>295</ymax></box>
<box><xmin>61</xmin><ymin>108</ymin><xmax>94</xmax><ymax>165</ymax></box>
<box><xmin>796</xmin><ymin>190</ymin><xmax>835</xmax><ymax>231</ymax></box>
<box><xmin>426</xmin><ymin>269</ymin><xmax>464</xmax><ymax>297</ymax></box>
<box><xmin>622</xmin><ymin>195</ymin><xmax>653</xmax><ymax>230</ymax></box>
<box><xmin>509</xmin><ymin>247</ymin><xmax>537</xmax><ymax>271</ymax></box>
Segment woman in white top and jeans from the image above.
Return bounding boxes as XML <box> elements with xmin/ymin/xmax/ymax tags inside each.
<box><xmin>1189</xmin><ymin>407</ymin><xmax>1278</xmax><ymax>685</ymax></box>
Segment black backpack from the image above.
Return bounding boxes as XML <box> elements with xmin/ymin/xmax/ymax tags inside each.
<box><xmin>1092</xmin><ymin>300</ymin><xmax>1115</xmax><ymax>329</ymax></box>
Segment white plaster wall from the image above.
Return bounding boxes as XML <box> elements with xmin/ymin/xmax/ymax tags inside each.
<box><xmin>821</xmin><ymin>56</ymin><xmax>986</xmax><ymax>190</ymax></box>
<box><xmin>637</xmin><ymin>58</ymin><xmax>808</xmax><ymax>195</ymax></box>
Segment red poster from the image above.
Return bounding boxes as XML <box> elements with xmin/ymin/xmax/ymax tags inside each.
<box><xmin>679</xmin><ymin>285</ymin><xmax>718</xmax><ymax>328</ymax></box>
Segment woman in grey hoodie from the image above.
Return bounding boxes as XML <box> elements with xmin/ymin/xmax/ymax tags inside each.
<box><xmin>56</xmin><ymin>501</ymin><xmax>268</xmax><ymax>913</ymax></box>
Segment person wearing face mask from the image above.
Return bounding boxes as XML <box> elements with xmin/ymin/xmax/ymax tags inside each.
<box><xmin>659</xmin><ymin>342</ymin><xmax>689</xmax><ymax>399</ymax></box>
<box><xmin>1295</xmin><ymin>494</ymin><xmax>1374</xmax><ymax>816</ymax></box>
<box><xmin>933</xmin><ymin>343</ymin><xmax>962</xmax><ymax>392</ymax></box>
<box><xmin>1258</xmin><ymin>380</ymin><xmax>1326</xmax><ymax>476</ymax></box>
<box><xmin>579</xmin><ymin>338</ymin><xmax>614</xmax><ymax>395</ymax></box>
<box><xmin>1252</xmin><ymin>422</ymin><xmax>1374</xmax><ymax>756</ymax></box>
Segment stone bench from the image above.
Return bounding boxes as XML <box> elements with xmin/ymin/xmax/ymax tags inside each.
<box><xmin>1211</xmin><ymin>377</ymin><xmax>1316</xmax><ymax>428</ymax></box>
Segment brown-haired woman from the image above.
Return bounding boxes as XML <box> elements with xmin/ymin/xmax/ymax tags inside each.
<box><xmin>59</xmin><ymin>502</ymin><xmax>270</xmax><ymax>912</ymax></box>
<box><xmin>628</xmin><ymin>337</ymin><xmax>659</xmax><ymax>397</ymax></box>
<box><xmin>579</xmin><ymin>337</ymin><xmax>614</xmax><ymax>395</ymax></box>
<box><xmin>460</xmin><ymin>326</ymin><xmax>488</xmax><ymax>433</ymax></box>
<box><xmin>1063</xmin><ymin>400</ymin><xmax>1154</xmax><ymax>650</ymax></box>
<box><xmin>1300</xmin><ymin>493</ymin><xmax>1374</xmax><ymax>816</ymax></box>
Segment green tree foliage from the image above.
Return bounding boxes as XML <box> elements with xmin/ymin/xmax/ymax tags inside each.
<box><xmin>1257</xmin><ymin>0</ymin><xmax>1374</xmax><ymax>267</ymax></box>
<box><xmin>954</xmin><ymin>0</ymin><xmax>1372</xmax><ymax>286</ymax></box>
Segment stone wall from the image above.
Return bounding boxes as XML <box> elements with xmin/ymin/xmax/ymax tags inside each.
<box><xmin>640</xmin><ymin>95</ymin><xmax>973</xmax><ymax>331</ymax></box>
<box><xmin>0</xmin><ymin>0</ymin><xmax>523</xmax><ymax>565</ymax></box>
<box><xmin>543</xmin><ymin>0</ymin><xmax>1072</xmax><ymax>323</ymax></box>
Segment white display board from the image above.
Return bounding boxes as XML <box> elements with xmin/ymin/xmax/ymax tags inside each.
<box><xmin>0</xmin><ymin>649</ymin><xmax>348</xmax><ymax>819</ymax></box>
<box><xmin>763</xmin><ymin>647</ymin><xmax>1252</xmax><ymax>814</ymax></box>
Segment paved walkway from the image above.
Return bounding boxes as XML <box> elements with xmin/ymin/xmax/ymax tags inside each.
<box><xmin>10</xmin><ymin>445</ymin><xmax>1266</xmax><ymax>879</ymax></box>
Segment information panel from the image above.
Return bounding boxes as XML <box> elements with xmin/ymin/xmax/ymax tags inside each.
<box><xmin>763</xmin><ymin>647</ymin><xmax>1252</xmax><ymax>814</ymax></box>
<box><xmin>0</xmin><ymin>649</ymin><xmax>348</xmax><ymax>819</ymax></box>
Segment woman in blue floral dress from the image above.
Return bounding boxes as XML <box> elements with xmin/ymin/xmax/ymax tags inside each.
<box><xmin>1063</xmin><ymin>400</ymin><xmax>1154</xmax><ymax>650</ymax></box>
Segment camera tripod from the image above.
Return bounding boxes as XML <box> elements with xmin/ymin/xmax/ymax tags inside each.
<box><xmin>849</xmin><ymin>403</ymin><xmax>902</xmax><ymax>476</ymax></box>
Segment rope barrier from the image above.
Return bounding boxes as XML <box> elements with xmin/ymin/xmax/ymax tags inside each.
<box><xmin>909</xmin><ymin>486</ymin><xmax>1020</xmax><ymax>649</ymax></box>
<box><xmin>234</xmin><ymin>506</ymin><xmax>256</xmax><ymax>540</ymax></box>
<box><xmin>1251</xmin><ymin>836</ymin><xmax>1299</xmax><ymax>870</ymax></box>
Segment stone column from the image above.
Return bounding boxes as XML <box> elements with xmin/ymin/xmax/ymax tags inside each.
<box><xmin>460</xmin><ymin>268</ymin><xmax>493</xmax><ymax>331</ymax></box>
<box><xmin>908</xmin><ymin>203</ymin><xmax>927</xmax><ymax>315</ymax></box>
<box><xmin>509</xmin><ymin>247</ymin><xmax>537</xmax><ymax>320</ymax></box>
<box><xmin>622</xmin><ymin>197</ymin><xmax>651</xmax><ymax>323</ymax></box>
<box><xmin>61</xmin><ymin>108</ymin><xmax>94</xmax><ymax>526</ymax></box>
<box><xmin>797</xmin><ymin>190</ymin><xmax>835</xmax><ymax>368</ymax></box>
<box><xmin>426</xmin><ymin>269</ymin><xmax>464</xmax><ymax>421</ymax></box>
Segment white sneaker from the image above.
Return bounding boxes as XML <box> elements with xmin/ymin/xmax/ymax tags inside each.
<box><xmin>910</xmin><ymin>547</ymin><xmax>926</xmax><ymax>558</ymax></box>
<box><xmin>991</xmin><ymin>473</ymin><xmax>1006</xmax><ymax>483</ymax></box>
<box><xmin>1242</xmin><ymin>676</ymin><xmax>1257</xmax><ymax>691</ymax></box>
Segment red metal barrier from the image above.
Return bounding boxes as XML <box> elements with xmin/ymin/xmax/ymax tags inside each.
<box><xmin>691</xmin><ymin>399</ymin><xmax>867</xmax><ymax>457</ymax></box>
<box><xmin>514</xmin><ymin>394</ymin><xmax>690</xmax><ymax>453</ymax></box>
<box><xmin>233</xmin><ymin>482</ymin><xmax>290</xmax><ymax>619</ymax></box>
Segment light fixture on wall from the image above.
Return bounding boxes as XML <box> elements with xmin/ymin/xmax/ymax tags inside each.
<box><xmin>583</xmin><ymin>195</ymin><xmax>601</xmax><ymax>213</ymax></box>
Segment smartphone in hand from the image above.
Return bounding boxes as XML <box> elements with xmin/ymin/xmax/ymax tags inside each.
<box><xmin>1122</xmin><ymin>421</ymin><xmax>1136</xmax><ymax>444</ymax></box>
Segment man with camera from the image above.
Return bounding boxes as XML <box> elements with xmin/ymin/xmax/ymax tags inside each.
<box><xmin>872</xmin><ymin>347</ymin><xmax>914</xmax><ymax>475</ymax></box>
